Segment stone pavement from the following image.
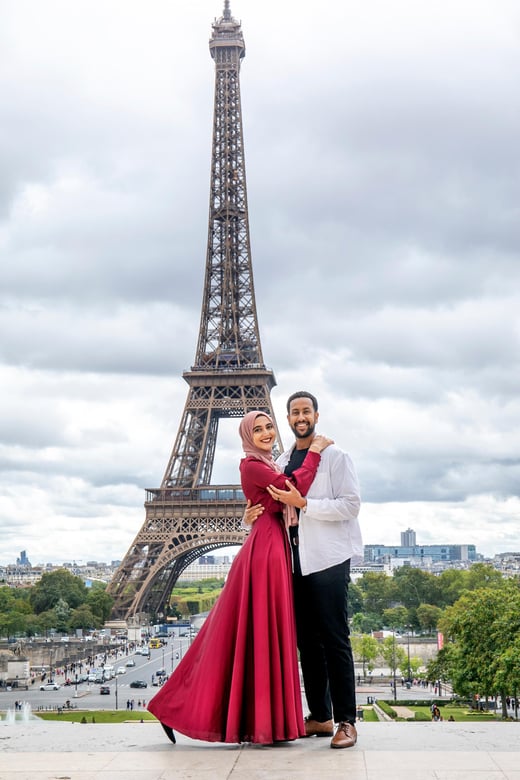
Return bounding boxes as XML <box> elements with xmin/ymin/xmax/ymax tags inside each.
<box><xmin>1</xmin><ymin>721</ymin><xmax>519</xmax><ymax>780</ymax></box>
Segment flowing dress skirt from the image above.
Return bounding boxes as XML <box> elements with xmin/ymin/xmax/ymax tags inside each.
<box><xmin>147</xmin><ymin>511</ymin><xmax>304</xmax><ymax>743</ymax></box>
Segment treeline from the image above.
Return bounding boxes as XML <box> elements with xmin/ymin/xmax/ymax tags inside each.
<box><xmin>0</xmin><ymin>569</ymin><xmax>114</xmax><ymax>638</ymax></box>
<box><xmin>348</xmin><ymin>562</ymin><xmax>509</xmax><ymax>633</ymax></box>
<box><xmin>169</xmin><ymin>578</ymin><xmax>225</xmax><ymax>617</ymax></box>
<box><xmin>350</xmin><ymin>564</ymin><xmax>520</xmax><ymax>716</ymax></box>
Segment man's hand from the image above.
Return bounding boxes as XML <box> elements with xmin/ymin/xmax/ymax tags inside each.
<box><xmin>243</xmin><ymin>499</ymin><xmax>264</xmax><ymax>526</ymax></box>
<box><xmin>267</xmin><ymin>480</ymin><xmax>306</xmax><ymax>509</ymax></box>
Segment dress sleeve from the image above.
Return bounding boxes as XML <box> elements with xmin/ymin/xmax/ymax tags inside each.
<box><xmin>244</xmin><ymin>451</ymin><xmax>320</xmax><ymax>497</ymax></box>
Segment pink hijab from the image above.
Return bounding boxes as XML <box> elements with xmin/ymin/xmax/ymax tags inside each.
<box><xmin>239</xmin><ymin>410</ymin><xmax>279</xmax><ymax>470</ymax></box>
<box><xmin>239</xmin><ymin>410</ymin><xmax>298</xmax><ymax>527</ymax></box>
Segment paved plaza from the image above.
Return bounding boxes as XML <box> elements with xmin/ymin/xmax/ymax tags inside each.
<box><xmin>1</xmin><ymin>720</ymin><xmax>519</xmax><ymax>780</ymax></box>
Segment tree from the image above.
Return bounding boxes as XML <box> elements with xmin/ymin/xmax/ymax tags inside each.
<box><xmin>393</xmin><ymin>567</ymin><xmax>443</xmax><ymax>611</ymax></box>
<box><xmin>0</xmin><ymin>610</ymin><xmax>29</xmax><ymax>639</ymax></box>
<box><xmin>36</xmin><ymin>609</ymin><xmax>58</xmax><ymax>636</ymax></box>
<box><xmin>351</xmin><ymin>634</ymin><xmax>379</xmax><ymax>680</ymax></box>
<box><xmin>54</xmin><ymin>598</ymin><xmax>71</xmax><ymax>633</ymax></box>
<box><xmin>494</xmin><ymin>637</ymin><xmax>520</xmax><ymax>719</ymax></box>
<box><xmin>351</xmin><ymin>611</ymin><xmax>383</xmax><ymax>634</ymax></box>
<box><xmin>30</xmin><ymin>569</ymin><xmax>87</xmax><ymax>614</ymax></box>
<box><xmin>438</xmin><ymin>579</ymin><xmax>520</xmax><ymax>715</ymax></box>
<box><xmin>464</xmin><ymin>563</ymin><xmax>505</xmax><ymax>592</ymax></box>
<box><xmin>347</xmin><ymin>582</ymin><xmax>364</xmax><ymax>617</ymax></box>
<box><xmin>69</xmin><ymin>604</ymin><xmax>97</xmax><ymax>630</ymax></box>
<box><xmin>358</xmin><ymin>572</ymin><xmax>396</xmax><ymax>615</ymax></box>
<box><xmin>408</xmin><ymin>655</ymin><xmax>423</xmax><ymax>679</ymax></box>
<box><xmin>86</xmin><ymin>585</ymin><xmax>114</xmax><ymax>625</ymax></box>
<box><xmin>380</xmin><ymin>635</ymin><xmax>408</xmax><ymax>697</ymax></box>
<box><xmin>437</xmin><ymin>569</ymin><xmax>468</xmax><ymax>607</ymax></box>
<box><xmin>416</xmin><ymin>603</ymin><xmax>443</xmax><ymax>634</ymax></box>
<box><xmin>382</xmin><ymin>606</ymin><xmax>409</xmax><ymax>631</ymax></box>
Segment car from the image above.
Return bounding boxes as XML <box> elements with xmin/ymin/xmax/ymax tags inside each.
<box><xmin>116</xmin><ymin>666</ymin><xmax>126</xmax><ymax>675</ymax></box>
<box><xmin>125</xmin><ymin>659</ymin><xmax>136</xmax><ymax>667</ymax></box>
<box><xmin>39</xmin><ymin>682</ymin><xmax>60</xmax><ymax>691</ymax></box>
<box><xmin>129</xmin><ymin>680</ymin><xmax>147</xmax><ymax>689</ymax></box>
<box><xmin>156</xmin><ymin>669</ymin><xmax>166</xmax><ymax>677</ymax></box>
<box><xmin>99</xmin><ymin>685</ymin><xmax>110</xmax><ymax>695</ymax></box>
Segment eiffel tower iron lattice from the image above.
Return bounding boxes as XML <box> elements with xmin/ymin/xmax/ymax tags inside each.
<box><xmin>108</xmin><ymin>2</ymin><xmax>283</xmax><ymax>622</ymax></box>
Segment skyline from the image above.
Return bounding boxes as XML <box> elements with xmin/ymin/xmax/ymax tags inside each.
<box><xmin>1</xmin><ymin>0</ymin><xmax>519</xmax><ymax>564</ymax></box>
<box><xmin>2</xmin><ymin>526</ymin><xmax>498</xmax><ymax>569</ymax></box>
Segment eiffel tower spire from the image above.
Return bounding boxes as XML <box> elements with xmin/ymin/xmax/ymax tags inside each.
<box><xmin>107</xmin><ymin>4</ymin><xmax>281</xmax><ymax>622</ymax></box>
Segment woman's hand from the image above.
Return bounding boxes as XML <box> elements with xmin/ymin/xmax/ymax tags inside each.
<box><xmin>243</xmin><ymin>499</ymin><xmax>264</xmax><ymax>526</ymax></box>
<box><xmin>309</xmin><ymin>434</ymin><xmax>334</xmax><ymax>453</ymax></box>
<box><xmin>267</xmin><ymin>480</ymin><xmax>305</xmax><ymax>509</ymax></box>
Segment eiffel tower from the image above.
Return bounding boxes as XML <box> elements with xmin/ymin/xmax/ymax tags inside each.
<box><xmin>108</xmin><ymin>1</ymin><xmax>282</xmax><ymax>622</ymax></box>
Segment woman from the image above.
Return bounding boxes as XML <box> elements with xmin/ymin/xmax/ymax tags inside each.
<box><xmin>147</xmin><ymin>410</ymin><xmax>332</xmax><ymax>745</ymax></box>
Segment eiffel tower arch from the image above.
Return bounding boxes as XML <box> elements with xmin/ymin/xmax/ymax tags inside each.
<box><xmin>108</xmin><ymin>2</ymin><xmax>282</xmax><ymax>622</ymax></box>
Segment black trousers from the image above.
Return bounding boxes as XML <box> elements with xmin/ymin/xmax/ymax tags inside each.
<box><xmin>292</xmin><ymin>557</ymin><xmax>357</xmax><ymax>725</ymax></box>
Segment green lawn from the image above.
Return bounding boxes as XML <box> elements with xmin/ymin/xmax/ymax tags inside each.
<box><xmin>358</xmin><ymin>706</ymin><xmax>379</xmax><ymax>722</ymax></box>
<box><xmin>411</xmin><ymin>705</ymin><xmax>500</xmax><ymax>723</ymax></box>
<box><xmin>35</xmin><ymin>710</ymin><xmax>158</xmax><ymax>724</ymax></box>
<box><xmin>18</xmin><ymin>705</ymin><xmax>509</xmax><ymax>725</ymax></box>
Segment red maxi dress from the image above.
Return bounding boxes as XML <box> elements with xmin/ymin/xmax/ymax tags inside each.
<box><xmin>147</xmin><ymin>449</ymin><xmax>321</xmax><ymax>744</ymax></box>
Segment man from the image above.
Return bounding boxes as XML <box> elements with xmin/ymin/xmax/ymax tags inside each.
<box><xmin>248</xmin><ymin>391</ymin><xmax>362</xmax><ymax>748</ymax></box>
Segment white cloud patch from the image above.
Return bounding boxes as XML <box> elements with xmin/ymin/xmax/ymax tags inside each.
<box><xmin>1</xmin><ymin>0</ymin><xmax>519</xmax><ymax>564</ymax></box>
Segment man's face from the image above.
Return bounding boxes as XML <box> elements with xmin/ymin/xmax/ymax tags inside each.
<box><xmin>287</xmin><ymin>397</ymin><xmax>319</xmax><ymax>440</ymax></box>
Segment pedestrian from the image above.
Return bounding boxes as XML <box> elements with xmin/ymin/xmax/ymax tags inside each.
<box><xmin>248</xmin><ymin>391</ymin><xmax>362</xmax><ymax>749</ymax></box>
<box><xmin>147</xmin><ymin>410</ymin><xmax>332</xmax><ymax>744</ymax></box>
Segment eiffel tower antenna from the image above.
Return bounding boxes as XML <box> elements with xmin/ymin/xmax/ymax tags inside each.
<box><xmin>108</xmin><ymin>4</ymin><xmax>282</xmax><ymax>622</ymax></box>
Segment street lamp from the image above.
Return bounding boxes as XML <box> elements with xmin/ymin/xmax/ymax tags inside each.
<box><xmin>407</xmin><ymin>626</ymin><xmax>411</xmax><ymax>682</ymax></box>
<box><xmin>392</xmin><ymin>631</ymin><xmax>398</xmax><ymax>701</ymax></box>
<box><xmin>115</xmin><ymin>672</ymin><xmax>118</xmax><ymax>710</ymax></box>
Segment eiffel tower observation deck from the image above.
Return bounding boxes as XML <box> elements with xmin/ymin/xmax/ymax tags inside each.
<box><xmin>108</xmin><ymin>2</ymin><xmax>282</xmax><ymax>622</ymax></box>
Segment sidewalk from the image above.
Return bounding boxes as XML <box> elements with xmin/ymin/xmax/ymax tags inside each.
<box><xmin>1</xmin><ymin>720</ymin><xmax>519</xmax><ymax>779</ymax></box>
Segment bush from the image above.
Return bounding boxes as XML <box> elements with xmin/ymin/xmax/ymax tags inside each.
<box><xmin>377</xmin><ymin>700</ymin><xmax>397</xmax><ymax>719</ymax></box>
<box><xmin>414</xmin><ymin>711</ymin><xmax>431</xmax><ymax>721</ymax></box>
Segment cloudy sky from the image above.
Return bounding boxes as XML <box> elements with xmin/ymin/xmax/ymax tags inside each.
<box><xmin>1</xmin><ymin>0</ymin><xmax>519</xmax><ymax>567</ymax></box>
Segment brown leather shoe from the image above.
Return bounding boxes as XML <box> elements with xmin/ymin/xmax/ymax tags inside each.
<box><xmin>330</xmin><ymin>721</ymin><xmax>357</xmax><ymax>749</ymax></box>
<box><xmin>304</xmin><ymin>717</ymin><xmax>334</xmax><ymax>737</ymax></box>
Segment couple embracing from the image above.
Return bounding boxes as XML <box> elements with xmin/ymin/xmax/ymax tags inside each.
<box><xmin>148</xmin><ymin>391</ymin><xmax>362</xmax><ymax>749</ymax></box>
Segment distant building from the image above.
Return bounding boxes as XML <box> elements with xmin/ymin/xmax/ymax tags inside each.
<box><xmin>16</xmin><ymin>550</ymin><xmax>31</xmax><ymax>567</ymax></box>
<box><xmin>365</xmin><ymin>532</ymin><xmax>477</xmax><ymax>565</ymax></box>
<box><xmin>400</xmin><ymin>528</ymin><xmax>416</xmax><ymax>547</ymax></box>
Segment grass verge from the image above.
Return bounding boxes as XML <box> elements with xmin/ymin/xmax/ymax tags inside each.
<box><xmin>35</xmin><ymin>710</ymin><xmax>157</xmax><ymax>724</ymax></box>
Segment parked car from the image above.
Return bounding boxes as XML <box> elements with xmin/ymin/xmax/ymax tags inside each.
<box><xmin>40</xmin><ymin>682</ymin><xmax>60</xmax><ymax>691</ymax></box>
<box><xmin>129</xmin><ymin>680</ymin><xmax>147</xmax><ymax>689</ymax></box>
<box><xmin>100</xmin><ymin>686</ymin><xmax>110</xmax><ymax>695</ymax></box>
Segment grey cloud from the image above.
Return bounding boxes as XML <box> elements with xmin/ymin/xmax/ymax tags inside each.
<box><xmin>1</xmin><ymin>0</ymin><xmax>519</xmax><ymax>562</ymax></box>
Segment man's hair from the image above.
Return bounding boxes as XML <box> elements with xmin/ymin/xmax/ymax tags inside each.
<box><xmin>286</xmin><ymin>391</ymin><xmax>318</xmax><ymax>413</ymax></box>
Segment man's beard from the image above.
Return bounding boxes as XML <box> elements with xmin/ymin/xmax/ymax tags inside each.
<box><xmin>291</xmin><ymin>422</ymin><xmax>316</xmax><ymax>440</ymax></box>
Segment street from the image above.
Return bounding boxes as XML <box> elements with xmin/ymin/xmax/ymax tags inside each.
<box><xmin>0</xmin><ymin>637</ymin><xmax>190</xmax><ymax>715</ymax></box>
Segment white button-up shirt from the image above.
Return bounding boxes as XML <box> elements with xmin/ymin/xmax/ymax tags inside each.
<box><xmin>276</xmin><ymin>444</ymin><xmax>362</xmax><ymax>576</ymax></box>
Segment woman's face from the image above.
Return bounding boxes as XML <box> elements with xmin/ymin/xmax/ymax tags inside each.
<box><xmin>251</xmin><ymin>415</ymin><xmax>276</xmax><ymax>453</ymax></box>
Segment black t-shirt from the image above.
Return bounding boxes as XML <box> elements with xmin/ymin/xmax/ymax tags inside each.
<box><xmin>284</xmin><ymin>447</ymin><xmax>309</xmax><ymax>478</ymax></box>
<box><xmin>284</xmin><ymin>448</ymin><xmax>309</xmax><ymax>574</ymax></box>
